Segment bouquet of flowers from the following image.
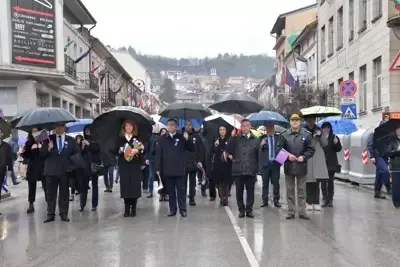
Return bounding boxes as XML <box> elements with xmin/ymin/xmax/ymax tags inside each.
<box><xmin>123</xmin><ymin>139</ymin><xmax>144</xmax><ymax>162</ymax></box>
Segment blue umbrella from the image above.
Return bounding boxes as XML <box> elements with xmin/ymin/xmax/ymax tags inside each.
<box><xmin>317</xmin><ymin>116</ymin><xmax>357</xmax><ymax>135</ymax></box>
<box><xmin>18</xmin><ymin>137</ymin><xmax>27</xmax><ymax>145</ymax></box>
<box><xmin>246</xmin><ymin>111</ymin><xmax>289</xmax><ymax>126</ymax></box>
<box><xmin>159</xmin><ymin>117</ymin><xmax>202</xmax><ymax>129</ymax></box>
<box><xmin>66</xmin><ymin>119</ymin><xmax>93</xmax><ymax>133</ymax></box>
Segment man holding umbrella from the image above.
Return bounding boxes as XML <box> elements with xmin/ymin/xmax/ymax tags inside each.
<box><xmin>0</xmin><ymin>122</ymin><xmax>13</xmax><ymax>216</ymax></box>
<box><xmin>41</xmin><ymin>122</ymin><xmax>78</xmax><ymax>223</ymax></box>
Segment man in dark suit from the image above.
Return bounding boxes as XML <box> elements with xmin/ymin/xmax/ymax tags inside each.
<box><xmin>41</xmin><ymin>122</ymin><xmax>78</xmax><ymax>223</ymax></box>
<box><xmin>156</xmin><ymin>119</ymin><xmax>193</xmax><ymax>217</ymax></box>
<box><xmin>259</xmin><ymin>123</ymin><xmax>281</xmax><ymax>208</ymax></box>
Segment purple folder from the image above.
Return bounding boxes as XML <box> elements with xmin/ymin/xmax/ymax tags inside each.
<box><xmin>275</xmin><ymin>149</ymin><xmax>289</xmax><ymax>164</ymax></box>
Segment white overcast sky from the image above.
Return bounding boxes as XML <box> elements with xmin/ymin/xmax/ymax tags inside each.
<box><xmin>82</xmin><ymin>0</ymin><xmax>315</xmax><ymax>58</ymax></box>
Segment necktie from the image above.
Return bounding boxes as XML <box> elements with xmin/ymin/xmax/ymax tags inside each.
<box><xmin>269</xmin><ymin>136</ymin><xmax>275</xmax><ymax>160</ymax></box>
<box><xmin>58</xmin><ymin>136</ymin><xmax>63</xmax><ymax>152</ymax></box>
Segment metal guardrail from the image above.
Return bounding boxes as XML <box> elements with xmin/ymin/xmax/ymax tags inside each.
<box><xmin>64</xmin><ymin>55</ymin><xmax>76</xmax><ymax>79</ymax></box>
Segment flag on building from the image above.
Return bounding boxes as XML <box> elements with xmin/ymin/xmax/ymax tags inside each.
<box><xmin>273</xmin><ymin>84</ymin><xmax>278</xmax><ymax>98</ymax></box>
<box><xmin>90</xmin><ymin>59</ymin><xmax>107</xmax><ymax>73</ymax></box>
<box><xmin>395</xmin><ymin>0</ymin><xmax>400</xmax><ymax>10</ymax></box>
<box><xmin>74</xmin><ymin>47</ymin><xmax>92</xmax><ymax>64</ymax></box>
<box><xmin>64</xmin><ymin>40</ymin><xmax>74</xmax><ymax>52</ymax></box>
<box><xmin>281</xmin><ymin>66</ymin><xmax>296</xmax><ymax>88</ymax></box>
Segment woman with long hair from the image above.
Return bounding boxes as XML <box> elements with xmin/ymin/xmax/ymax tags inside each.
<box><xmin>68</xmin><ymin>135</ymin><xmax>83</xmax><ymax>201</ymax></box>
<box><xmin>117</xmin><ymin>120</ymin><xmax>144</xmax><ymax>217</ymax></box>
<box><xmin>211</xmin><ymin>126</ymin><xmax>232</xmax><ymax>206</ymax></box>
<box><xmin>22</xmin><ymin>128</ymin><xmax>46</xmax><ymax>213</ymax></box>
<box><xmin>157</xmin><ymin>128</ymin><xmax>168</xmax><ymax>202</ymax></box>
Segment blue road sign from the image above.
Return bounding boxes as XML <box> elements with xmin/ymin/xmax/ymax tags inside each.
<box><xmin>339</xmin><ymin>80</ymin><xmax>357</xmax><ymax>97</ymax></box>
<box><xmin>341</xmin><ymin>104</ymin><xmax>357</xmax><ymax>119</ymax></box>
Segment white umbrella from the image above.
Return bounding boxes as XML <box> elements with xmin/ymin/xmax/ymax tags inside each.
<box><xmin>152</xmin><ymin>121</ymin><xmax>167</xmax><ymax>134</ymax></box>
<box><xmin>204</xmin><ymin>114</ymin><xmax>242</xmax><ymax>129</ymax></box>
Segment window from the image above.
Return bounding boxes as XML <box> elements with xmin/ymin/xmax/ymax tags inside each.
<box><xmin>373</xmin><ymin>57</ymin><xmax>382</xmax><ymax>108</ymax></box>
<box><xmin>372</xmin><ymin>0</ymin><xmax>382</xmax><ymax>20</ymax></box>
<box><xmin>328</xmin><ymin>17</ymin><xmax>334</xmax><ymax>55</ymax></box>
<box><xmin>359</xmin><ymin>65</ymin><xmax>367</xmax><ymax>112</ymax></box>
<box><xmin>349</xmin><ymin>71</ymin><xmax>354</xmax><ymax>81</ymax></box>
<box><xmin>349</xmin><ymin>0</ymin><xmax>354</xmax><ymax>40</ymax></box>
<box><xmin>337</xmin><ymin>7</ymin><xmax>344</xmax><ymax>49</ymax></box>
<box><xmin>359</xmin><ymin>0</ymin><xmax>367</xmax><ymax>32</ymax></box>
<box><xmin>328</xmin><ymin>83</ymin><xmax>335</xmax><ymax>106</ymax></box>
<box><xmin>320</xmin><ymin>26</ymin><xmax>326</xmax><ymax>61</ymax></box>
<box><xmin>338</xmin><ymin>77</ymin><xmax>343</xmax><ymax>87</ymax></box>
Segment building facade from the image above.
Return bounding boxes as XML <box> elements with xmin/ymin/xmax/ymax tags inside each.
<box><xmin>318</xmin><ymin>0</ymin><xmax>400</xmax><ymax>128</ymax></box>
<box><xmin>0</xmin><ymin>0</ymin><xmax>100</xmax><ymax>119</ymax></box>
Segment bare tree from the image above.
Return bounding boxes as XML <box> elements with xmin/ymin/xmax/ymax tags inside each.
<box><xmin>276</xmin><ymin>85</ymin><xmax>340</xmax><ymax>118</ymax></box>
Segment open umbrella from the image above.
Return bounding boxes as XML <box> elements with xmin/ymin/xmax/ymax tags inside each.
<box><xmin>9</xmin><ymin>108</ymin><xmax>36</xmax><ymax>128</ymax></box>
<box><xmin>247</xmin><ymin>111</ymin><xmax>289</xmax><ymax>127</ymax></box>
<box><xmin>159</xmin><ymin>102</ymin><xmax>212</xmax><ymax>119</ymax></box>
<box><xmin>374</xmin><ymin>119</ymin><xmax>400</xmax><ymax>146</ymax></box>
<box><xmin>15</xmin><ymin>107</ymin><xmax>76</xmax><ymax>131</ymax></box>
<box><xmin>257</xmin><ymin>125</ymin><xmax>286</xmax><ymax>134</ymax></box>
<box><xmin>317</xmin><ymin>116</ymin><xmax>357</xmax><ymax>135</ymax></box>
<box><xmin>152</xmin><ymin>121</ymin><xmax>167</xmax><ymax>134</ymax></box>
<box><xmin>159</xmin><ymin>117</ymin><xmax>203</xmax><ymax>129</ymax></box>
<box><xmin>91</xmin><ymin>106</ymin><xmax>153</xmax><ymax>152</ymax></box>
<box><xmin>0</xmin><ymin>118</ymin><xmax>12</xmax><ymax>139</ymax></box>
<box><xmin>209</xmin><ymin>92</ymin><xmax>264</xmax><ymax>114</ymax></box>
<box><xmin>66</xmin><ymin>119</ymin><xmax>93</xmax><ymax>133</ymax></box>
<box><xmin>300</xmin><ymin>105</ymin><xmax>342</xmax><ymax>118</ymax></box>
<box><xmin>203</xmin><ymin>114</ymin><xmax>241</xmax><ymax>137</ymax></box>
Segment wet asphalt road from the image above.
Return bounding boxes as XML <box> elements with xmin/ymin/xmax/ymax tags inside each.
<box><xmin>0</xmin><ymin>177</ymin><xmax>399</xmax><ymax>267</ymax></box>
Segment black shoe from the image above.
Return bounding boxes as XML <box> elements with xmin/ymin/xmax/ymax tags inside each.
<box><xmin>285</xmin><ymin>214</ymin><xmax>295</xmax><ymax>220</ymax></box>
<box><xmin>79</xmin><ymin>207</ymin><xmax>84</xmax><ymax>212</ymax></box>
<box><xmin>210</xmin><ymin>197</ymin><xmax>216</xmax><ymax>201</ymax></box>
<box><xmin>91</xmin><ymin>207</ymin><xmax>97</xmax><ymax>211</ymax></box>
<box><xmin>147</xmin><ymin>193</ymin><xmax>153</xmax><ymax>198</ymax></box>
<box><xmin>260</xmin><ymin>201</ymin><xmax>268</xmax><ymax>207</ymax></box>
<box><xmin>60</xmin><ymin>216</ymin><xmax>70</xmax><ymax>222</ymax></box>
<box><xmin>43</xmin><ymin>216</ymin><xmax>55</xmax><ymax>223</ymax></box>
<box><xmin>238</xmin><ymin>211</ymin><xmax>245</xmax><ymax>218</ymax></box>
<box><xmin>246</xmin><ymin>212</ymin><xmax>254</xmax><ymax>218</ymax></box>
<box><xmin>69</xmin><ymin>195</ymin><xmax>74</xmax><ymax>201</ymax></box>
<box><xmin>299</xmin><ymin>214</ymin><xmax>310</xmax><ymax>220</ymax></box>
<box><xmin>180</xmin><ymin>211</ymin><xmax>187</xmax><ymax>217</ymax></box>
<box><xmin>159</xmin><ymin>195</ymin><xmax>164</xmax><ymax>202</ymax></box>
<box><xmin>130</xmin><ymin>202</ymin><xmax>137</xmax><ymax>217</ymax></box>
<box><xmin>124</xmin><ymin>204</ymin><xmax>130</xmax><ymax>217</ymax></box>
<box><xmin>321</xmin><ymin>200</ymin><xmax>329</xmax><ymax>207</ymax></box>
<box><xmin>115</xmin><ymin>180</ymin><xmax>118</xmax><ymax>184</ymax></box>
<box><xmin>109</xmin><ymin>189</ymin><xmax>112</xmax><ymax>193</ymax></box>
<box><xmin>104</xmin><ymin>188</ymin><xmax>110</xmax><ymax>193</ymax></box>
<box><xmin>201</xmin><ymin>191</ymin><xmax>207</xmax><ymax>197</ymax></box>
<box><xmin>75</xmin><ymin>191</ymin><xmax>80</xmax><ymax>195</ymax></box>
<box><xmin>327</xmin><ymin>200</ymin><xmax>334</xmax><ymax>207</ymax></box>
<box><xmin>27</xmin><ymin>203</ymin><xmax>34</xmax><ymax>214</ymax></box>
<box><xmin>374</xmin><ymin>193</ymin><xmax>386</xmax><ymax>199</ymax></box>
<box><xmin>189</xmin><ymin>199</ymin><xmax>196</xmax><ymax>206</ymax></box>
<box><xmin>167</xmin><ymin>211</ymin><xmax>177</xmax><ymax>217</ymax></box>
<box><xmin>13</xmin><ymin>181</ymin><xmax>21</xmax><ymax>185</ymax></box>
<box><xmin>274</xmin><ymin>200</ymin><xmax>282</xmax><ymax>208</ymax></box>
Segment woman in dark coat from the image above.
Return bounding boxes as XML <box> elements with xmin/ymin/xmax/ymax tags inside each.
<box><xmin>69</xmin><ymin>135</ymin><xmax>83</xmax><ymax>201</ymax></box>
<box><xmin>22</xmin><ymin>127</ymin><xmax>46</xmax><ymax>213</ymax></box>
<box><xmin>157</xmin><ymin>128</ymin><xmax>169</xmax><ymax>202</ymax></box>
<box><xmin>211</xmin><ymin>126</ymin><xmax>232</xmax><ymax>206</ymax></box>
<box><xmin>117</xmin><ymin>120</ymin><xmax>144</xmax><ymax>217</ymax></box>
<box><xmin>79</xmin><ymin>125</ymin><xmax>101</xmax><ymax>212</ymax></box>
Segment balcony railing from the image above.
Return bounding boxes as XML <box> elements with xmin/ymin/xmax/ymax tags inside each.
<box><xmin>64</xmin><ymin>55</ymin><xmax>77</xmax><ymax>79</ymax></box>
<box><xmin>77</xmin><ymin>72</ymin><xmax>99</xmax><ymax>92</ymax></box>
<box><xmin>102</xmin><ymin>88</ymin><xmax>116</xmax><ymax>105</ymax></box>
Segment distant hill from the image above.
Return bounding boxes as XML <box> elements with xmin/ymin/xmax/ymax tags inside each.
<box><xmin>117</xmin><ymin>46</ymin><xmax>275</xmax><ymax>79</ymax></box>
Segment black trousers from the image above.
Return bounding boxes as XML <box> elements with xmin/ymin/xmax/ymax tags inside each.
<box><xmin>79</xmin><ymin>173</ymin><xmax>99</xmax><ymax>208</ymax></box>
<box><xmin>69</xmin><ymin>171</ymin><xmax>79</xmax><ymax>194</ymax></box>
<box><xmin>261</xmin><ymin>164</ymin><xmax>280</xmax><ymax>202</ymax></box>
<box><xmin>142</xmin><ymin>167</ymin><xmax>149</xmax><ymax>190</ymax></box>
<box><xmin>321</xmin><ymin>171</ymin><xmax>335</xmax><ymax>201</ymax></box>
<box><xmin>235</xmin><ymin>175</ymin><xmax>256</xmax><ymax>213</ymax></box>
<box><xmin>46</xmin><ymin>175</ymin><xmax>69</xmax><ymax>217</ymax></box>
<box><xmin>28</xmin><ymin>179</ymin><xmax>47</xmax><ymax>203</ymax></box>
<box><xmin>186</xmin><ymin>171</ymin><xmax>197</xmax><ymax>199</ymax></box>
<box><xmin>209</xmin><ymin>176</ymin><xmax>217</xmax><ymax>198</ymax></box>
<box><xmin>306</xmin><ymin>181</ymin><xmax>320</xmax><ymax>204</ymax></box>
<box><xmin>167</xmin><ymin>176</ymin><xmax>186</xmax><ymax>212</ymax></box>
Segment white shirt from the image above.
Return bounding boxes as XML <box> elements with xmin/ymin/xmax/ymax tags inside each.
<box><xmin>243</xmin><ymin>133</ymin><xmax>250</xmax><ymax>139</ymax></box>
<box><xmin>56</xmin><ymin>133</ymin><xmax>65</xmax><ymax>150</ymax></box>
<box><xmin>169</xmin><ymin>132</ymin><xmax>176</xmax><ymax>139</ymax></box>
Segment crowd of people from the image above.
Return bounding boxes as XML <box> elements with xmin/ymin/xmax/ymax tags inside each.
<box><xmin>0</xmin><ymin>111</ymin><xmax>352</xmax><ymax>221</ymax></box>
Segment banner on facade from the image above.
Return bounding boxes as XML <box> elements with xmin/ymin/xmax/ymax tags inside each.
<box><xmin>10</xmin><ymin>0</ymin><xmax>56</xmax><ymax>68</ymax></box>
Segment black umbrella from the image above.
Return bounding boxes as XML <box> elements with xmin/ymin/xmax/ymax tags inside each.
<box><xmin>159</xmin><ymin>102</ymin><xmax>212</xmax><ymax>119</ymax></box>
<box><xmin>0</xmin><ymin>118</ymin><xmax>12</xmax><ymax>139</ymax></box>
<box><xmin>374</xmin><ymin>119</ymin><xmax>400</xmax><ymax>147</ymax></box>
<box><xmin>209</xmin><ymin>92</ymin><xmax>264</xmax><ymax>114</ymax></box>
<box><xmin>15</xmin><ymin>107</ymin><xmax>76</xmax><ymax>131</ymax></box>
<box><xmin>9</xmin><ymin>108</ymin><xmax>36</xmax><ymax>128</ymax></box>
<box><xmin>91</xmin><ymin>106</ymin><xmax>153</xmax><ymax>152</ymax></box>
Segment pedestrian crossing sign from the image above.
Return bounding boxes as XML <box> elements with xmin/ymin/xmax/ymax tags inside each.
<box><xmin>341</xmin><ymin>104</ymin><xmax>357</xmax><ymax>119</ymax></box>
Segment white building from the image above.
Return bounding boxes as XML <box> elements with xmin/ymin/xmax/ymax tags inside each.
<box><xmin>318</xmin><ymin>0</ymin><xmax>400</xmax><ymax>128</ymax></box>
<box><xmin>111</xmin><ymin>50</ymin><xmax>153</xmax><ymax>93</ymax></box>
<box><xmin>0</xmin><ymin>0</ymin><xmax>99</xmax><ymax>118</ymax></box>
